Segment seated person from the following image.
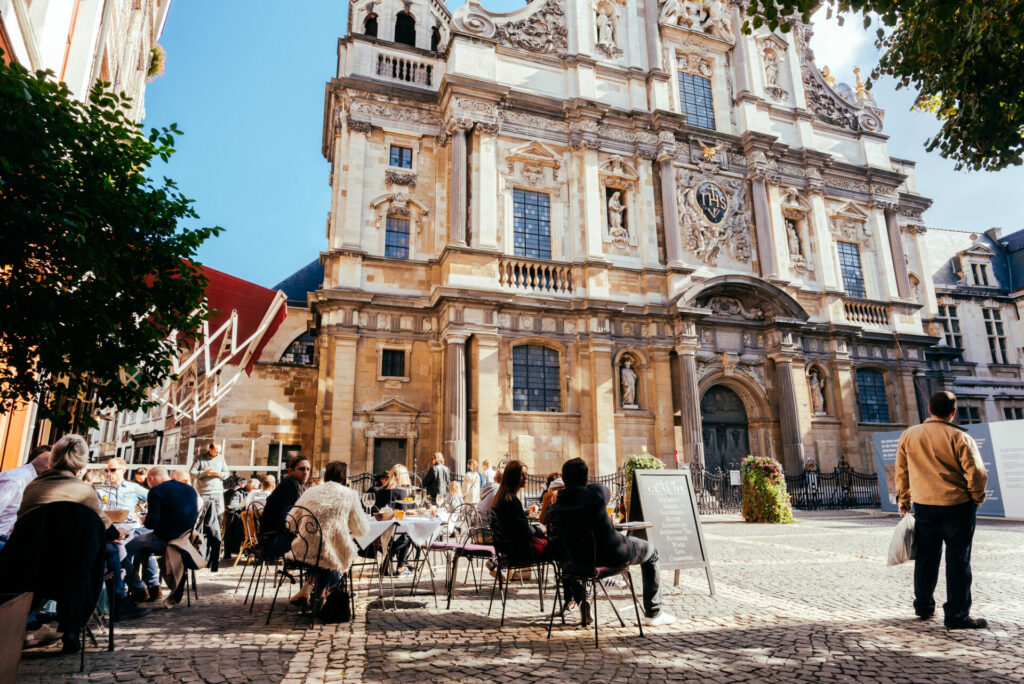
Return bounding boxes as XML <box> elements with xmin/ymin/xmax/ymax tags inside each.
<box><xmin>0</xmin><ymin>445</ymin><xmax>50</xmax><ymax>543</ymax></box>
<box><xmin>122</xmin><ymin>467</ymin><xmax>200</xmax><ymax>601</ymax></box>
<box><xmin>259</xmin><ymin>456</ymin><xmax>311</xmax><ymax>556</ymax></box>
<box><xmin>17</xmin><ymin>435</ymin><xmax>149</xmax><ymax>651</ymax></box>
<box><xmin>547</xmin><ymin>458</ymin><xmax>676</xmax><ymax>627</ymax></box>
<box><xmin>287</xmin><ymin>461</ymin><xmax>370</xmax><ymax>607</ymax></box>
<box><xmin>476</xmin><ymin>468</ymin><xmax>502</xmax><ymax>521</ymax></box>
<box><xmin>97</xmin><ymin>457</ymin><xmax>149</xmax><ymax>523</ymax></box>
<box><xmin>538</xmin><ymin>472</ymin><xmax>563</xmax><ymax>526</ymax></box>
<box><xmin>373</xmin><ymin>464</ymin><xmax>413</xmax><ymax>575</ymax></box>
<box><xmin>132</xmin><ymin>468</ymin><xmax>149</xmax><ymax>488</ymax></box>
<box><xmin>222</xmin><ymin>476</ymin><xmax>248</xmax><ymax>560</ymax></box>
<box><xmin>246</xmin><ymin>474</ymin><xmax>275</xmax><ymax>507</ymax></box>
<box><xmin>447</xmin><ymin>481</ymin><xmax>464</xmax><ymax>510</ymax></box>
<box><xmin>490</xmin><ymin>460</ymin><xmax>544</xmax><ymax>562</ymax></box>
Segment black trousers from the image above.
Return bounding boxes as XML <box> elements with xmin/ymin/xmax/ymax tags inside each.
<box><xmin>912</xmin><ymin>501</ymin><xmax>977</xmax><ymax>625</ymax></box>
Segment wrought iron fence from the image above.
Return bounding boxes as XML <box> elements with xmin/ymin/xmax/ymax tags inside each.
<box><xmin>785</xmin><ymin>459</ymin><xmax>880</xmax><ymax>511</ymax></box>
<box><xmin>690</xmin><ymin>464</ymin><xmax>743</xmax><ymax>514</ymax></box>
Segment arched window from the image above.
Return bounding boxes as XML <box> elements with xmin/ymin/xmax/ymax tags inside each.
<box><xmin>512</xmin><ymin>345</ymin><xmax>560</xmax><ymax>412</ymax></box>
<box><xmin>281</xmin><ymin>332</ymin><xmax>315</xmax><ymax>366</ymax></box>
<box><xmin>856</xmin><ymin>368</ymin><xmax>890</xmax><ymax>423</ymax></box>
<box><xmin>395</xmin><ymin>12</ymin><xmax>416</xmax><ymax>47</ymax></box>
<box><xmin>430</xmin><ymin>26</ymin><xmax>441</xmax><ymax>51</ymax></box>
<box><xmin>364</xmin><ymin>14</ymin><xmax>378</xmax><ymax>37</ymax></box>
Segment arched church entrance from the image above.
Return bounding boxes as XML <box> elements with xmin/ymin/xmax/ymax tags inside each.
<box><xmin>700</xmin><ymin>385</ymin><xmax>749</xmax><ymax>471</ymax></box>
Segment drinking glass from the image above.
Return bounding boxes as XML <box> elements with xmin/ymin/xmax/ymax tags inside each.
<box><xmin>361</xmin><ymin>492</ymin><xmax>375</xmax><ymax>511</ymax></box>
<box><xmin>395</xmin><ymin>509</ymin><xmax>405</xmax><ymax>521</ymax></box>
<box><xmin>606</xmin><ymin>505</ymin><xmax>615</xmax><ymax>519</ymax></box>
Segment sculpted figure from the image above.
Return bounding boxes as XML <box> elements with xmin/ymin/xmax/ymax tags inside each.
<box><xmin>607</xmin><ymin>190</ymin><xmax>625</xmax><ymax>235</ymax></box>
<box><xmin>786</xmin><ymin>217</ymin><xmax>802</xmax><ymax>256</ymax></box>
<box><xmin>764</xmin><ymin>49</ymin><xmax>780</xmax><ymax>86</ymax></box>
<box><xmin>702</xmin><ymin>0</ymin><xmax>734</xmax><ymax>41</ymax></box>
<box><xmin>596</xmin><ymin>6</ymin><xmax>614</xmax><ymax>46</ymax></box>
<box><xmin>620</xmin><ymin>360</ymin><xmax>638</xmax><ymax>406</ymax></box>
<box><xmin>809</xmin><ymin>370</ymin><xmax>826</xmax><ymax>414</ymax></box>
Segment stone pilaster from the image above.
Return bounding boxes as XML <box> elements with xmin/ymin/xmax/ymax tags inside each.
<box><xmin>328</xmin><ymin>334</ymin><xmax>359</xmax><ymax>465</ymax></box>
<box><xmin>472</xmin><ymin>334</ymin><xmax>500</xmax><ymax>465</ymax></box>
<box><xmin>448</xmin><ymin>126</ymin><xmax>469</xmax><ymax>245</ymax></box>
<box><xmin>658</xmin><ymin>156</ymin><xmax>684</xmax><ymax>264</ymax></box>
<box><xmin>884</xmin><ymin>206</ymin><xmax>912</xmax><ymax>299</ymax></box>
<box><xmin>750</xmin><ymin>177</ymin><xmax>777</xmax><ymax>279</ymax></box>
<box><xmin>443</xmin><ymin>334</ymin><xmax>468</xmax><ymax>473</ymax></box>
<box><xmin>772</xmin><ymin>355</ymin><xmax>805</xmax><ymax>473</ymax></box>
<box><xmin>674</xmin><ymin>319</ymin><xmax>704</xmax><ymax>468</ymax></box>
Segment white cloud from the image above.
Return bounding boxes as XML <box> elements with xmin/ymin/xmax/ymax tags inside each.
<box><xmin>807</xmin><ymin>7</ymin><xmax>874</xmax><ymax>84</ymax></box>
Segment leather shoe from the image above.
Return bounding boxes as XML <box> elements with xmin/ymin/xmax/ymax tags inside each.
<box><xmin>114</xmin><ymin>595</ymin><xmax>151</xmax><ymax>622</ymax></box>
<box><xmin>946</xmin><ymin>617</ymin><xmax>987</xmax><ymax>630</ymax></box>
<box><xmin>579</xmin><ymin>599</ymin><xmax>592</xmax><ymax>627</ymax></box>
<box><xmin>128</xmin><ymin>586</ymin><xmax>148</xmax><ymax>603</ymax></box>
<box><xmin>916</xmin><ymin>612</ymin><xmax>934</xmax><ymax>620</ymax></box>
<box><xmin>60</xmin><ymin>633</ymin><xmax>81</xmax><ymax>654</ymax></box>
<box><xmin>147</xmin><ymin>585</ymin><xmax>162</xmax><ymax>602</ymax></box>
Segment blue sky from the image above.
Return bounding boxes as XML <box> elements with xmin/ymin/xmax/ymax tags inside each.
<box><xmin>142</xmin><ymin>1</ymin><xmax>1024</xmax><ymax>288</ymax></box>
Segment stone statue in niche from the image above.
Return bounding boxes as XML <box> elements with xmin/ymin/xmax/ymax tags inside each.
<box><xmin>607</xmin><ymin>190</ymin><xmax>626</xmax><ymax>238</ymax></box>
<box><xmin>764</xmin><ymin>48</ymin><xmax>780</xmax><ymax>87</ymax></box>
<box><xmin>702</xmin><ymin>0</ymin><xmax>734</xmax><ymax>41</ymax></box>
<box><xmin>785</xmin><ymin>217</ymin><xmax>802</xmax><ymax>256</ymax></box>
<box><xmin>808</xmin><ymin>369</ymin><xmax>826</xmax><ymax>415</ymax></box>
<box><xmin>596</xmin><ymin>6</ymin><xmax>614</xmax><ymax>45</ymax></box>
<box><xmin>620</xmin><ymin>358</ymin><xmax>638</xmax><ymax>407</ymax></box>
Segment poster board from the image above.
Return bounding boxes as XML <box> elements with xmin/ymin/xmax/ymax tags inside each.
<box><xmin>629</xmin><ymin>468</ymin><xmax>714</xmax><ymax>595</ymax></box>
<box><xmin>872</xmin><ymin>420</ymin><xmax>1024</xmax><ymax>519</ymax></box>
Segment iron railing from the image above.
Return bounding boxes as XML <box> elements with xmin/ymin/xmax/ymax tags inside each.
<box><xmin>785</xmin><ymin>459</ymin><xmax>881</xmax><ymax>510</ymax></box>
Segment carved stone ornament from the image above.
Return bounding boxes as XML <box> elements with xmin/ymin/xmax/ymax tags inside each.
<box><xmin>384</xmin><ymin>169</ymin><xmax>416</xmax><ymax>187</ymax></box>
<box><xmin>676</xmin><ymin>166</ymin><xmax>752</xmax><ymax>265</ymax></box>
<box><xmin>828</xmin><ymin>202</ymin><xmax>872</xmax><ymax>245</ymax></box>
<box><xmin>676</xmin><ymin>51</ymin><xmax>713</xmax><ymax>78</ymax></box>
<box><xmin>792</xmin><ymin>24</ymin><xmax>884</xmax><ymax>134</ymax></box>
<box><xmin>659</xmin><ymin>0</ymin><xmax>734</xmax><ymax>43</ymax></box>
<box><xmin>705</xmin><ymin>296</ymin><xmax>765</xmax><ymax>321</ymax></box>
<box><xmin>495</xmin><ymin>0</ymin><xmax>568</xmax><ymax>55</ymax></box>
<box><xmin>369</xmin><ymin>191</ymin><xmax>429</xmax><ymax>235</ymax></box>
<box><xmin>761</xmin><ymin>42</ymin><xmax>787</xmax><ymax>101</ymax></box>
<box><xmin>349</xmin><ymin>100</ymin><xmax>442</xmax><ymax>128</ymax></box>
<box><xmin>594</xmin><ymin>0</ymin><xmax>623</xmax><ymax>59</ymax></box>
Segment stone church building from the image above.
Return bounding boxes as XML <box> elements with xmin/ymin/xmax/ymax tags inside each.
<box><xmin>305</xmin><ymin>0</ymin><xmax>940</xmax><ymax>480</ymax></box>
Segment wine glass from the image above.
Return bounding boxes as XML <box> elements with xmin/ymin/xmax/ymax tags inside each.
<box><xmin>361</xmin><ymin>492</ymin><xmax>375</xmax><ymax>512</ymax></box>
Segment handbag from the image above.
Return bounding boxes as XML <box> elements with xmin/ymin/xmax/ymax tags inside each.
<box><xmin>318</xmin><ymin>589</ymin><xmax>351</xmax><ymax>623</ymax></box>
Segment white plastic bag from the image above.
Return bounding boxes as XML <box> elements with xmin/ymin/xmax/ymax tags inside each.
<box><xmin>887</xmin><ymin>513</ymin><xmax>916</xmax><ymax>566</ymax></box>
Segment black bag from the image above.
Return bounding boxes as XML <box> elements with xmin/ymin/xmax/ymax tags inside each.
<box><xmin>319</xmin><ymin>589</ymin><xmax>351</xmax><ymax>623</ymax></box>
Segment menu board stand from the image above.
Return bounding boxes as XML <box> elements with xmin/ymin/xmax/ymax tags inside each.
<box><xmin>628</xmin><ymin>468</ymin><xmax>714</xmax><ymax>595</ymax></box>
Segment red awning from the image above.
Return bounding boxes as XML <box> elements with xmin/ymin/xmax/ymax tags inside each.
<box><xmin>198</xmin><ymin>265</ymin><xmax>288</xmax><ymax>374</ymax></box>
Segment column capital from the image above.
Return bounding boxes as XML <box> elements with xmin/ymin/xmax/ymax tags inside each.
<box><xmin>443</xmin><ymin>332</ymin><xmax>469</xmax><ymax>345</ymax></box>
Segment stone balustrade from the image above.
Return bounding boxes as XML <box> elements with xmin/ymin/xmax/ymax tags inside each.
<box><xmin>375</xmin><ymin>50</ymin><xmax>434</xmax><ymax>88</ymax></box>
<box><xmin>843</xmin><ymin>298</ymin><xmax>892</xmax><ymax>327</ymax></box>
<box><xmin>498</xmin><ymin>257</ymin><xmax>574</xmax><ymax>295</ymax></box>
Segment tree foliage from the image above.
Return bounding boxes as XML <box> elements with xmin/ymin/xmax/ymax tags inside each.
<box><xmin>0</xmin><ymin>56</ymin><xmax>221</xmax><ymax>429</ymax></box>
<box><xmin>743</xmin><ymin>1</ymin><xmax>1024</xmax><ymax>171</ymax></box>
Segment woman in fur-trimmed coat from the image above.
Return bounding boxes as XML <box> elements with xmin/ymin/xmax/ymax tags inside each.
<box><xmin>287</xmin><ymin>462</ymin><xmax>370</xmax><ymax>606</ymax></box>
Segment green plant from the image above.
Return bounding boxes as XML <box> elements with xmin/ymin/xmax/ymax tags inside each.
<box><xmin>623</xmin><ymin>451</ymin><xmax>664</xmax><ymax>515</ymax></box>
<box><xmin>147</xmin><ymin>44</ymin><xmax>165</xmax><ymax>81</ymax></box>
<box><xmin>740</xmin><ymin>455</ymin><xmax>795</xmax><ymax>524</ymax></box>
<box><xmin>0</xmin><ymin>56</ymin><xmax>220</xmax><ymax>431</ymax></box>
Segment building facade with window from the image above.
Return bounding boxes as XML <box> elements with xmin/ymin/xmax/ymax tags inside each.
<box><xmin>308</xmin><ymin>0</ymin><xmax>944</xmax><ymax>478</ymax></box>
<box><xmin>918</xmin><ymin>227</ymin><xmax>1024</xmax><ymax>425</ymax></box>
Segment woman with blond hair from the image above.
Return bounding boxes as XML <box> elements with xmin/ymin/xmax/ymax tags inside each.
<box><xmin>463</xmin><ymin>460</ymin><xmax>481</xmax><ymax>505</ymax></box>
<box><xmin>373</xmin><ymin>463</ymin><xmax>413</xmax><ymax>575</ymax></box>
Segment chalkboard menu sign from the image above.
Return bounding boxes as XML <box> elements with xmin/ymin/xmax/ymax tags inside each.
<box><xmin>629</xmin><ymin>468</ymin><xmax>714</xmax><ymax>594</ymax></box>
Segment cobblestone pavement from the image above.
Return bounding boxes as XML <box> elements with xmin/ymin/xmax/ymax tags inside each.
<box><xmin>19</xmin><ymin>510</ymin><xmax>1024</xmax><ymax>683</ymax></box>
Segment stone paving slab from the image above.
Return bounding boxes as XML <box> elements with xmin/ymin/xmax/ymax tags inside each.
<box><xmin>18</xmin><ymin>510</ymin><xmax>1024</xmax><ymax>682</ymax></box>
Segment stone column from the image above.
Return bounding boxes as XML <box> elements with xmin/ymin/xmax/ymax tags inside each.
<box><xmin>884</xmin><ymin>207</ymin><xmax>912</xmax><ymax>299</ymax></box>
<box><xmin>773</xmin><ymin>355</ymin><xmax>805</xmax><ymax>473</ymax></box>
<box><xmin>473</xmin><ymin>334</ymin><xmax>500</xmax><ymax>465</ymax></box>
<box><xmin>674</xmin><ymin>320</ymin><xmax>704</xmax><ymax>467</ymax></box>
<box><xmin>448</xmin><ymin>126</ymin><xmax>469</xmax><ymax>246</ymax></box>
<box><xmin>328</xmin><ymin>334</ymin><xmax>359</xmax><ymax>465</ymax></box>
<box><xmin>443</xmin><ymin>334</ymin><xmax>468</xmax><ymax>473</ymax></box>
<box><xmin>658</xmin><ymin>157</ymin><xmax>684</xmax><ymax>264</ymax></box>
<box><xmin>751</xmin><ymin>177</ymin><xmax>777</xmax><ymax>279</ymax></box>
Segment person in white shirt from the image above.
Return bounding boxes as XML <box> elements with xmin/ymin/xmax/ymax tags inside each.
<box><xmin>0</xmin><ymin>445</ymin><xmax>50</xmax><ymax>540</ymax></box>
<box><xmin>481</xmin><ymin>460</ymin><xmax>496</xmax><ymax>486</ymax></box>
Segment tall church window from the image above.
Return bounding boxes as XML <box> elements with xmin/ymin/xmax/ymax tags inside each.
<box><xmin>856</xmin><ymin>368</ymin><xmax>890</xmax><ymax>423</ymax></box>
<box><xmin>677</xmin><ymin>72</ymin><xmax>715</xmax><ymax>130</ymax></box>
<box><xmin>364</xmin><ymin>14</ymin><xmax>378</xmax><ymax>38</ymax></box>
<box><xmin>389</xmin><ymin>145</ymin><xmax>412</xmax><ymax>169</ymax></box>
<box><xmin>512</xmin><ymin>188</ymin><xmax>551</xmax><ymax>259</ymax></box>
<box><xmin>385</xmin><ymin>216</ymin><xmax>410</xmax><ymax>259</ymax></box>
<box><xmin>984</xmin><ymin>308</ymin><xmax>1008</xmax><ymax>364</ymax></box>
<box><xmin>837</xmin><ymin>241</ymin><xmax>866</xmax><ymax>299</ymax></box>
<box><xmin>430</xmin><ymin>26</ymin><xmax>441</xmax><ymax>51</ymax></box>
<box><xmin>395</xmin><ymin>12</ymin><xmax>416</xmax><ymax>47</ymax></box>
<box><xmin>513</xmin><ymin>345</ymin><xmax>561</xmax><ymax>412</ymax></box>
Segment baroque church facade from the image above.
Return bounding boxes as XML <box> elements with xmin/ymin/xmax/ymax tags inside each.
<box><xmin>308</xmin><ymin>0</ymin><xmax>939</xmax><ymax>479</ymax></box>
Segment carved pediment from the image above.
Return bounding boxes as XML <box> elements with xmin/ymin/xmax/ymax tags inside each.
<box><xmin>598</xmin><ymin>155</ymin><xmax>640</xmax><ymax>188</ymax></box>
<box><xmin>506</xmin><ymin>140</ymin><xmax>562</xmax><ymax>169</ymax></box>
<box><xmin>364</xmin><ymin>398</ymin><xmax>421</xmax><ymax>418</ymax></box>
<box><xmin>960</xmin><ymin>241</ymin><xmax>997</xmax><ymax>259</ymax></box>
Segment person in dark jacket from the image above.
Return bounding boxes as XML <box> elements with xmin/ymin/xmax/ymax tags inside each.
<box><xmin>491</xmin><ymin>460</ymin><xmax>544</xmax><ymax>562</ymax></box>
<box><xmin>422</xmin><ymin>452</ymin><xmax>451</xmax><ymax>502</ymax></box>
<box><xmin>222</xmin><ymin>476</ymin><xmax>248</xmax><ymax>560</ymax></box>
<box><xmin>548</xmin><ymin>458</ymin><xmax>676</xmax><ymax>627</ymax></box>
<box><xmin>260</xmin><ymin>456</ymin><xmax>311</xmax><ymax>556</ymax></box>
<box><xmin>123</xmin><ymin>467</ymin><xmax>200</xmax><ymax>600</ymax></box>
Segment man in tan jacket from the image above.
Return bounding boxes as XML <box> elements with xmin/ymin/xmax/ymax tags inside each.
<box><xmin>895</xmin><ymin>390</ymin><xmax>988</xmax><ymax>630</ymax></box>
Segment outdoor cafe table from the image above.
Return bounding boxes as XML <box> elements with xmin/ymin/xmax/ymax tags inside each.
<box><xmin>354</xmin><ymin>516</ymin><xmax>444</xmax><ymax>609</ymax></box>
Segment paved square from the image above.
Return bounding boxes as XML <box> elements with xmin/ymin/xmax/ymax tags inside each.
<box><xmin>19</xmin><ymin>510</ymin><xmax>1024</xmax><ymax>682</ymax></box>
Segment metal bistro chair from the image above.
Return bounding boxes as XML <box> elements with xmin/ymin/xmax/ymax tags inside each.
<box><xmin>487</xmin><ymin>510</ymin><xmax>556</xmax><ymax>628</ymax></box>
<box><xmin>444</xmin><ymin>507</ymin><xmax>496</xmax><ymax>610</ymax></box>
<box><xmin>546</xmin><ymin>518</ymin><xmax>644</xmax><ymax>647</ymax></box>
<box><xmin>265</xmin><ymin>505</ymin><xmax>323</xmax><ymax>626</ymax></box>
<box><xmin>235</xmin><ymin>501</ymin><xmax>265</xmax><ymax>593</ymax></box>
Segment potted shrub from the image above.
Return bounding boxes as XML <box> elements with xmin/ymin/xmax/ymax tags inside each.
<box><xmin>740</xmin><ymin>455</ymin><xmax>794</xmax><ymax>523</ymax></box>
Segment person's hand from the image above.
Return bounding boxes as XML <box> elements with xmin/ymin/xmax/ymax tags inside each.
<box><xmin>527</xmin><ymin>504</ymin><xmax>538</xmax><ymax>516</ymax></box>
<box><xmin>204</xmin><ymin>469</ymin><xmax>218</xmax><ymax>477</ymax></box>
<box><xmin>117</xmin><ymin>527</ymin><xmax>130</xmax><ymax>541</ymax></box>
<box><xmin>898</xmin><ymin>503</ymin><xmax>910</xmax><ymax>517</ymax></box>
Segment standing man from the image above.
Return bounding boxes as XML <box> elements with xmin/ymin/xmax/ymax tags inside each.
<box><xmin>895</xmin><ymin>391</ymin><xmax>988</xmax><ymax>630</ymax></box>
<box><xmin>422</xmin><ymin>452</ymin><xmax>451</xmax><ymax>502</ymax></box>
<box><xmin>189</xmin><ymin>443</ymin><xmax>230</xmax><ymax>525</ymax></box>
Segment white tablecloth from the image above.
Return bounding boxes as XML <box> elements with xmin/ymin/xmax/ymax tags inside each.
<box><xmin>354</xmin><ymin>519</ymin><xmax>397</xmax><ymax>550</ymax></box>
<box><xmin>397</xmin><ymin>517</ymin><xmax>442</xmax><ymax>547</ymax></box>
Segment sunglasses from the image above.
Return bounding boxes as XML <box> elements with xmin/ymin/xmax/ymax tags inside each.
<box><xmin>105</xmin><ymin>469</ymin><xmax>122</xmax><ymax>473</ymax></box>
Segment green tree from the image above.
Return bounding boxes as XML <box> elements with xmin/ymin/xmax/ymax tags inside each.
<box><xmin>0</xmin><ymin>56</ymin><xmax>221</xmax><ymax>430</ymax></box>
<box><xmin>744</xmin><ymin>1</ymin><xmax>1024</xmax><ymax>171</ymax></box>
